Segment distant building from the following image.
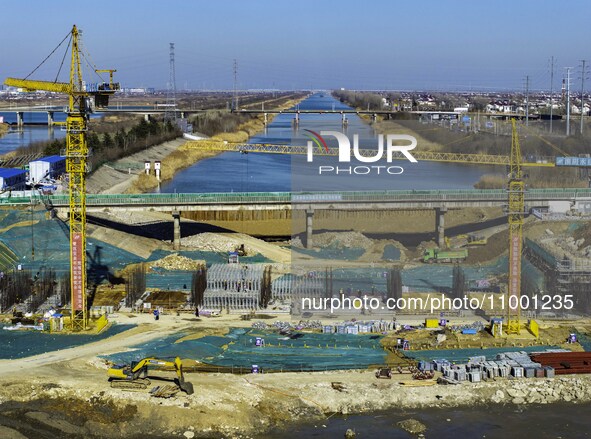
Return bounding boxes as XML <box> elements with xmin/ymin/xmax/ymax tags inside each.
<box><xmin>28</xmin><ymin>155</ymin><xmax>66</xmax><ymax>183</ymax></box>
<box><xmin>0</xmin><ymin>168</ymin><xmax>27</xmax><ymax>191</ymax></box>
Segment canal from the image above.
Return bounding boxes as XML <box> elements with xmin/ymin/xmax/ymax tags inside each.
<box><xmin>158</xmin><ymin>93</ymin><xmax>493</xmax><ymax>193</ymax></box>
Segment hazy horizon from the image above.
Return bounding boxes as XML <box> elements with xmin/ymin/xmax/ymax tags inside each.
<box><xmin>1</xmin><ymin>0</ymin><xmax>589</xmax><ymax>92</ymax></box>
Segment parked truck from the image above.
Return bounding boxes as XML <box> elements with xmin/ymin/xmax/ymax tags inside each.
<box><xmin>423</xmin><ymin>248</ymin><xmax>468</xmax><ymax>263</ymax></box>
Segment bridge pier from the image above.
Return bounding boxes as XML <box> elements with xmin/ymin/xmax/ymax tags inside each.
<box><xmin>263</xmin><ymin>112</ymin><xmax>268</xmax><ymax>126</ymax></box>
<box><xmin>305</xmin><ymin>208</ymin><xmax>314</xmax><ymax>249</ymax></box>
<box><xmin>435</xmin><ymin>206</ymin><xmax>448</xmax><ymax>248</ymax></box>
<box><xmin>47</xmin><ymin>111</ymin><xmax>54</xmax><ymax>126</ymax></box>
<box><xmin>293</xmin><ymin>111</ymin><xmax>300</xmax><ymax>127</ymax></box>
<box><xmin>16</xmin><ymin>112</ymin><xmax>24</xmax><ymax>128</ymax></box>
<box><xmin>371</xmin><ymin>113</ymin><xmax>377</xmax><ymax>123</ymax></box>
<box><xmin>144</xmin><ymin>114</ymin><xmax>150</xmax><ymax>122</ymax></box>
<box><xmin>342</xmin><ymin>113</ymin><xmax>348</xmax><ymax>127</ymax></box>
<box><xmin>172</xmin><ymin>211</ymin><xmax>181</xmax><ymax>250</ymax></box>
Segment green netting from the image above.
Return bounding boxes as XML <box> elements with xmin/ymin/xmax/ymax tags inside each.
<box><xmin>0</xmin><ymin>323</ymin><xmax>134</xmax><ymax>359</ymax></box>
<box><xmin>0</xmin><ymin>210</ymin><xmax>144</xmax><ymax>275</ymax></box>
<box><xmin>292</xmin><ymin>246</ymin><xmax>366</xmax><ymax>261</ymax></box>
<box><xmin>323</xmin><ymin>258</ymin><xmax>508</xmax><ymax>294</ymax></box>
<box><xmin>575</xmin><ymin>331</ymin><xmax>591</xmax><ymax>352</ymax></box>
<box><xmin>0</xmin><ymin>211</ymin><xmax>270</xmax><ymax>290</ymax></box>
<box><xmin>103</xmin><ymin>328</ymin><xmax>386</xmax><ymax>371</ymax></box>
<box><xmin>146</xmin><ymin>269</ymin><xmax>192</xmax><ymax>291</ymax></box>
<box><xmin>382</xmin><ymin>244</ymin><xmax>401</xmax><ymax>261</ymax></box>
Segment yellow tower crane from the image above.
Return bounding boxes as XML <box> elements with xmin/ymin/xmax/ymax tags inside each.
<box><xmin>4</xmin><ymin>25</ymin><xmax>119</xmax><ymax>330</ymax></box>
<box><xmin>506</xmin><ymin>119</ymin><xmax>524</xmax><ymax>334</ymax></box>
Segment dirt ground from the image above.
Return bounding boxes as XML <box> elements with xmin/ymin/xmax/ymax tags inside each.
<box><xmin>0</xmin><ymin>313</ymin><xmax>589</xmax><ymax>438</ymax></box>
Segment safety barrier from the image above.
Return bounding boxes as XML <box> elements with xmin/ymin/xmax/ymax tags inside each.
<box><xmin>0</xmin><ymin>188</ymin><xmax>589</xmax><ymax>207</ymax></box>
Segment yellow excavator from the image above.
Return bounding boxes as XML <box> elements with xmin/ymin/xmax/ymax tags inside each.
<box><xmin>445</xmin><ymin>233</ymin><xmax>488</xmax><ymax>249</ymax></box>
<box><xmin>107</xmin><ymin>357</ymin><xmax>194</xmax><ymax>395</ymax></box>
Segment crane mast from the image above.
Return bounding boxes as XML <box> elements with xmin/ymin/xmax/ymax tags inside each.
<box><xmin>506</xmin><ymin>119</ymin><xmax>524</xmax><ymax>334</ymax></box>
<box><xmin>4</xmin><ymin>25</ymin><xmax>119</xmax><ymax>330</ymax></box>
<box><xmin>68</xmin><ymin>25</ymin><xmax>88</xmax><ymax>331</ymax></box>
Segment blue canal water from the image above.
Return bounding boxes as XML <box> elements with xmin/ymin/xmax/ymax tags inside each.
<box><xmin>0</xmin><ymin>109</ymin><xmax>105</xmax><ymax>155</ymax></box>
<box><xmin>158</xmin><ymin>94</ymin><xmax>492</xmax><ymax>193</ymax></box>
<box><xmin>0</xmin><ymin>323</ymin><xmax>134</xmax><ymax>359</ymax></box>
<box><xmin>0</xmin><ymin>125</ymin><xmax>66</xmax><ymax>155</ymax></box>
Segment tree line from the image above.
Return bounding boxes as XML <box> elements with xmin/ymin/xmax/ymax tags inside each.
<box><xmin>13</xmin><ymin>118</ymin><xmax>181</xmax><ymax>173</ymax></box>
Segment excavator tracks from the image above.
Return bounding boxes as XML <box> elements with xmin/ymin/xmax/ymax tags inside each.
<box><xmin>109</xmin><ymin>378</ymin><xmax>151</xmax><ymax>391</ymax></box>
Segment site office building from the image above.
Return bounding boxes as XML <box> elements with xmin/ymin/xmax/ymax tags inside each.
<box><xmin>29</xmin><ymin>155</ymin><xmax>66</xmax><ymax>183</ymax></box>
<box><xmin>0</xmin><ymin>168</ymin><xmax>27</xmax><ymax>190</ymax></box>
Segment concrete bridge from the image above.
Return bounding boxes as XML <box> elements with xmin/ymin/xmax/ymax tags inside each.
<box><xmin>1</xmin><ymin>105</ymin><xmax>535</xmax><ymax>127</ymax></box>
<box><xmin>3</xmin><ymin>188</ymin><xmax>590</xmax><ymax>249</ymax></box>
<box><xmin>0</xmin><ymin>105</ymin><xmax>208</xmax><ymax>126</ymax></box>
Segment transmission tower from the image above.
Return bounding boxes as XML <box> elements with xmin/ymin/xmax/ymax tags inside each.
<box><xmin>232</xmin><ymin>59</ymin><xmax>238</xmax><ymax>111</ymax></box>
<box><xmin>524</xmin><ymin>75</ymin><xmax>530</xmax><ymax>126</ymax></box>
<box><xmin>549</xmin><ymin>56</ymin><xmax>555</xmax><ymax>133</ymax></box>
<box><xmin>165</xmin><ymin>42</ymin><xmax>177</xmax><ymax>122</ymax></box>
<box><xmin>580</xmin><ymin>59</ymin><xmax>588</xmax><ymax>135</ymax></box>
<box><xmin>565</xmin><ymin>67</ymin><xmax>572</xmax><ymax>136</ymax></box>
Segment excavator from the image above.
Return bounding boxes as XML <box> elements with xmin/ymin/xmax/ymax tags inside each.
<box><xmin>107</xmin><ymin>357</ymin><xmax>194</xmax><ymax>395</ymax></box>
<box><xmin>445</xmin><ymin>233</ymin><xmax>488</xmax><ymax>249</ymax></box>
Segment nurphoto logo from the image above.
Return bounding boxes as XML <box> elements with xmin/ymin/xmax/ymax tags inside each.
<box><xmin>304</xmin><ymin>129</ymin><xmax>418</xmax><ymax>175</ymax></box>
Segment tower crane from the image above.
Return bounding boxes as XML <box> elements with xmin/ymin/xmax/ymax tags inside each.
<box><xmin>506</xmin><ymin>119</ymin><xmax>525</xmax><ymax>334</ymax></box>
<box><xmin>4</xmin><ymin>25</ymin><xmax>119</xmax><ymax>330</ymax></box>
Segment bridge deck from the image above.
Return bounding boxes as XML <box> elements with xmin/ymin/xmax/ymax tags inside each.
<box><xmin>1</xmin><ymin>188</ymin><xmax>588</xmax><ymax>210</ymax></box>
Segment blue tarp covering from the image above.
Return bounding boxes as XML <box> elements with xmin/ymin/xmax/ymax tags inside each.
<box><xmin>103</xmin><ymin>328</ymin><xmax>387</xmax><ymax>371</ymax></box>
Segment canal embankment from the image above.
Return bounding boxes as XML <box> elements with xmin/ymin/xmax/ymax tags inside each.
<box><xmin>88</xmin><ymin>94</ymin><xmax>308</xmax><ymax>195</ymax></box>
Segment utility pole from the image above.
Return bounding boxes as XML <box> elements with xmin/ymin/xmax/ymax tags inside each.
<box><xmin>524</xmin><ymin>75</ymin><xmax>530</xmax><ymax>126</ymax></box>
<box><xmin>165</xmin><ymin>43</ymin><xmax>177</xmax><ymax>123</ymax></box>
<box><xmin>566</xmin><ymin>67</ymin><xmax>572</xmax><ymax>136</ymax></box>
<box><xmin>580</xmin><ymin>59</ymin><xmax>588</xmax><ymax>135</ymax></box>
<box><xmin>549</xmin><ymin>56</ymin><xmax>555</xmax><ymax>134</ymax></box>
<box><xmin>232</xmin><ymin>59</ymin><xmax>238</xmax><ymax>111</ymax></box>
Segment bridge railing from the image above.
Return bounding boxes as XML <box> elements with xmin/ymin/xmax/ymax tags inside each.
<box><xmin>0</xmin><ymin>188</ymin><xmax>589</xmax><ymax>207</ymax></box>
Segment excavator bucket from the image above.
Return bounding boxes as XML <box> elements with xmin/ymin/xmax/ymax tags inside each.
<box><xmin>178</xmin><ymin>379</ymin><xmax>194</xmax><ymax>395</ymax></box>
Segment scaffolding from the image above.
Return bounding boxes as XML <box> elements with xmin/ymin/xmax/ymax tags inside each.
<box><xmin>203</xmin><ymin>264</ymin><xmax>268</xmax><ymax>310</ymax></box>
<box><xmin>525</xmin><ymin>238</ymin><xmax>591</xmax><ymax>312</ymax></box>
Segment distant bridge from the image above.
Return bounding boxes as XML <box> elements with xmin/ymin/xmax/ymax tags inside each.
<box><xmin>0</xmin><ymin>104</ymin><xmax>538</xmax><ymax>126</ymax></box>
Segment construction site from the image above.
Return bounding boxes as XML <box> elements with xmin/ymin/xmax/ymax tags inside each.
<box><xmin>0</xmin><ymin>17</ymin><xmax>591</xmax><ymax>439</ymax></box>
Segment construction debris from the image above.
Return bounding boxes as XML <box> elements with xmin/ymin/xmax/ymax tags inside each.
<box><xmin>331</xmin><ymin>382</ymin><xmax>347</xmax><ymax>392</ymax></box>
<box><xmin>150</xmin><ymin>385</ymin><xmax>180</xmax><ymax>398</ymax></box>
<box><xmin>291</xmin><ymin>231</ymin><xmax>373</xmax><ymax>250</ymax></box>
<box><xmin>148</xmin><ymin>254</ymin><xmax>205</xmax><ymax>271</ymax></box>
<box><xmin>182</xmin><ymin>232</ymin><xmax>256</xmax><ymax>255</ymax></box>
